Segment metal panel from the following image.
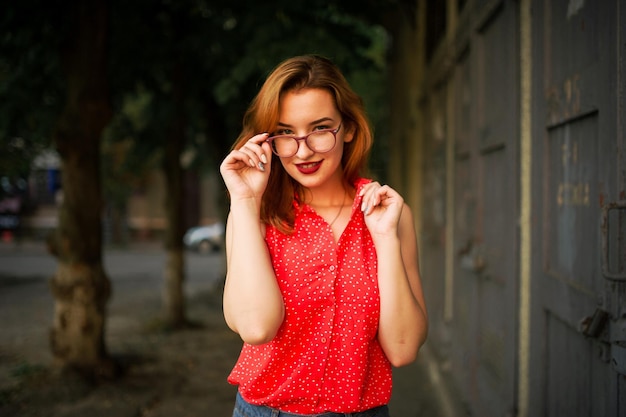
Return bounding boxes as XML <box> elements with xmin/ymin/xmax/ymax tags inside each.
<box><xmin>529</xmin><ymin>1</ymin><xmax>625</xmax><ymax>416</ymax></box>
<box><xmin>452</xmin><ymin>48</ymin><xmax>479</xmax><ymax>403</ymax></box>
<box><xmin>420</xmin><ymin>86</ymin><xmax>449</xmax><ymax>352</ymax></box>
<box><xmin>546</xmin><ymin>115</ymin><xmax>598</xmax><ymax>291</ymax></box>
<box><xmin>450</xmin><ymin>1</ymin><xmax>520</xmax><ymax>415</ymax></box>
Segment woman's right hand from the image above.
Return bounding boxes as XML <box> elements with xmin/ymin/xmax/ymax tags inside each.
<box><xmin>220</xmin><ymin>133</ymin><xmax>272</xmax><ymax>202</ymax></box>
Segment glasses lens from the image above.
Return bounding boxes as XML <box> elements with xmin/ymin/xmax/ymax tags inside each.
<box><xmin>308</xmin><ymin>130</ymin><xmax>336</xmax><ymax>153</ymax></box>
<box><xmin>270</xmin><ymin>129</ymin><xmax>337</xmax><ymax>157</ymax></box>
<box><xmin>271</xmin><ymin>136</ymin><xmax>298</xmax><ymax>157</ymax></box>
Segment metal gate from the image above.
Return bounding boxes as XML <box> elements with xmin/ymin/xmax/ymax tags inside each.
<box><xmin>453</xmin><ymin>2</ymin><xmax>520</xmax><ymax>415</ymax></box>
<box><xmin>420</xmin><ymin>1</ymin><xmax>521</xmax><ymax>415</ymax></box>
<box><xmin>528</xmin><ymin>1</ymin><xmax>626</xmax><ymax>415</ymax></box>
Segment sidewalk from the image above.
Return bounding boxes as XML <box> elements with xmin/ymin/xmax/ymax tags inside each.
<box><xmin>0</xmin><ymin>266</ymin><xmax>242</xmax><ymax>417</ymax></box>
<box><xmin>0</xmin><ymin>240</ymin><xmax>463</xmax><ymax>417</ymax></box>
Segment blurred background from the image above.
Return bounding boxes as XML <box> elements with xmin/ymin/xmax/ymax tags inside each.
<box><xmin>1</xmin><ymin>1</ymin><xmax>625</xmax><ymax>416</ymax></box>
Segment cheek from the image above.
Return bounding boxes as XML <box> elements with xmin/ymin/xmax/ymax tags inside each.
<box><xmin>278</xmin><ymin>157</ymin><xmax>291</xmax><ymax>170</ymax></box>
<box><xmin>333</xmin><ymin>141</ymin><xmax>347</xmax><ymax>160</ymax></box>
<box><xmin>278</xmin><ymin>157</ymin><xmax>299</xmax><ymax>177</ymax></box>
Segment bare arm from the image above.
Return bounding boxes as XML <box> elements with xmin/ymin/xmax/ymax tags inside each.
<box><xmin>375</xmin><ymin>204</ymin><xmax>428</xmax><ymax>366</ymax></box>
<box><xmin>220</xmin><ymin>134</ymin><xmax>285</xmax><ymax>345</ymax></box>
<box><xmin>361</xmin><ymin>184</ymin><xmax>428</xmax><ymax>367</ymax></box>
<box><xmin>222</xmin><ymin>204</ymin><xmax>284</xmax><ymax>345</ymax></box>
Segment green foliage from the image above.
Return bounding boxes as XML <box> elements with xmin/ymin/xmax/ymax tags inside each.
<box><xmin>3</xmin><ymin>0</ymin><xmax>393</xmax><ymax>202</ymax></box>
<box><xmin>10</xmin><ymin>361</ymin><xmax>46</xmax><ymax>379</ymax></box>
<box><xmin>102</xmin><ymin>87</ymin><xmax>163</xmax><ymax>211</ymax></box>
<box><xmin>0</xmin><ymin>2</ymin><xmax>67</xmax><ymax>177</ymax></box>
<box><xmin>206</xmin><ymin>1</ymin><xmax>392</xmax><ymax>164</ymax></box>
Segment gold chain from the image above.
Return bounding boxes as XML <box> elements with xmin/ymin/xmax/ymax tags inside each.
<box><xmin>328</xmin><ymin>188</ymin><xmax>347</xmax><ymax>227</ymax></box>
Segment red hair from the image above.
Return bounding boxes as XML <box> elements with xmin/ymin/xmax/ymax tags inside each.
<box><xmin>231</xmin><ymin>55</ymin><xmax>373</xmax><ymax>233</ymax></box>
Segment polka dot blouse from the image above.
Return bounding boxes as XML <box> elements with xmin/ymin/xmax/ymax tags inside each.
<box><xmin>228</xmin><ymin>178</ymin><xmax>392</xmax><ymax>413</ymax></box>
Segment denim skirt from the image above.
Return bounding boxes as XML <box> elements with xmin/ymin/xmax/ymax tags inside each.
<box><xmin>232</xmin><ymin>392</ymin><xmax>390</xmax><ymax>417</ymax></box>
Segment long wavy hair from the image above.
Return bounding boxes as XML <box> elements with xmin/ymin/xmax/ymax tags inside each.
<box><xmin>231</xmin><ymin>55</ymin><xmax>373</xmax><ymax>233</ymax></box>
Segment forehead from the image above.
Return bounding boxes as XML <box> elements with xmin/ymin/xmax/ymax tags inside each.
<box><xmin>278</xmin><ymin>88</ymin><xmax>339</xmax><ymax>125</ymax></box>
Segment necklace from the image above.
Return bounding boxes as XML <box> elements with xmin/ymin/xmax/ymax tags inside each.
<box><xmin>328</xmin><ymin>188</ymin><xmax>347</xmax><ymax>227</ymax></box>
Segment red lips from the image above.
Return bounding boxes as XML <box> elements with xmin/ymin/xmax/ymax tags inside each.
<box><xmin>295</xmin><ymin>161</ymin><xmax>322</xmax><ymax>174</ymax></box>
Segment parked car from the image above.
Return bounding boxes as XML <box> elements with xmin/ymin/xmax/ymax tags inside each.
<box><xmin>183</xmin><ymin>222</ymin><xmax>225</xmax><ymax>253</ymax></box>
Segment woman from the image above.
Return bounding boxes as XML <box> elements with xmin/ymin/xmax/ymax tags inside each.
<box><xmin>220</xmin><ymin>55</ymin><xmax>428</xmax><ymax>416</ymax></box>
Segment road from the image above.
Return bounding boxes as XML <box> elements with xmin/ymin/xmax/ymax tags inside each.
<box><xmin>0</xmin><ymin>241</ymin><xmax>225</xmax><ymax>366</ymax></box>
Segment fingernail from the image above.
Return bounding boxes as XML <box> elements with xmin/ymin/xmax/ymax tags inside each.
<box><xmin>249</xmin><ymin>159</ymin><xmax>255</xmax><ymax>167</ymax></box>
<box><xmin>258</xmin><ymin>162</ymin><xmax>265</xmax><ymax>171</ymax></box>
<box><xmin>361</xmin><ymin>203</ymin><xmax>367</xmax><ymax>212</ymax></box>
<box><xmin>261</xmin><ymin>154</ymin><xmax>268</xmax><ymax>164</ymax></box>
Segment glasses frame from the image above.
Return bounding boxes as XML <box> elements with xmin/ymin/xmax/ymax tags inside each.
<box><xmin>265</xmin><ymin>123</ymin><xmax>342</xmax><ymax>157</ymax></box>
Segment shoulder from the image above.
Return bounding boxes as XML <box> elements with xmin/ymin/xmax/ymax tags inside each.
<box><xmin>354</xmin><ymin>177</ymin><xmax>372</xmax><ymax>187</ymax></box>
<box><xmin>352</xmin><ymin>177</ymin><xmax>372</xmax><ymax>196</ymax></box>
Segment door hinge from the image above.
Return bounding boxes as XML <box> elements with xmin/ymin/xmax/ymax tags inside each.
<box><xmin>601</xmin><ymin>200</ymin><xmax>626</xmax><ymax>281</ymax></box>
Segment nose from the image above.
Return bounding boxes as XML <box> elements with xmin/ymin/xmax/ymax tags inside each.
<box><xmin>294</xmin><ymin>137</ymin><xmax>315</xmax><ymax>159</ymax></box>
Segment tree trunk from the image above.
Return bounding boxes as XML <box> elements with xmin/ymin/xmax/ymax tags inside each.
<box><xmin>48</xmin><ymin>0</ymin><xmax>115</xmax><ymax>377</ymax></box>
<box><xmin>162</xmin><ymin>61</ymin><xmax>187</xmax><ymax>328</ymax></box>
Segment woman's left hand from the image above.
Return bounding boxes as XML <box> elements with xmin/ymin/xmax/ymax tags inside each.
<box><xmin>359</xmin><ymin>182</ymin><xmax>404</xmax><ymax>237</ymax></box>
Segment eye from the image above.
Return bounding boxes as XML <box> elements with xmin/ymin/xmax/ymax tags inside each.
<box><xmin>313</xmin><ymin>125</ymin><xmax>330</xmax><ymax>131</ymax></box>
<box><xmin>274</xmin><ymin>128</ymin><xmax>293</xmax><ymax>136</ymax></box>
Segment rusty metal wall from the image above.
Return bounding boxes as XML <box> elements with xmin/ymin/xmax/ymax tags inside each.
<box><xmin>418</xmin><ymin>0</ymin><xmax>520</xmax><ymax>415</ymax></box>
<box><xmin>527</xmin><ymin>0</ymin><xmax>626</xmax><ymax>415</ymax></box>
<box><xmin>412</xmin><ymin>0</ymin><xmax>626</xmax><ymax>415</ymax></box>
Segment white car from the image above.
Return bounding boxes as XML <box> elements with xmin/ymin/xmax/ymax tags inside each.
<box><xmin>183</xmin><ymin>222</ymin><xmax>225</xmax><ymax>253</ymax></box>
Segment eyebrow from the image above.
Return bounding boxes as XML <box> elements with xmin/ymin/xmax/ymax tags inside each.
<box><xmin>276</xmin><ymin>117</ymin><xmax>335</xmax><ymax>128</ymax></box>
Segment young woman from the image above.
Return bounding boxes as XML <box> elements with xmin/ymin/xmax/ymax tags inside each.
<box><xmin>220</xmin><ymin>55</ymin><xmax>428</xmax><ymax>417</ymax></box>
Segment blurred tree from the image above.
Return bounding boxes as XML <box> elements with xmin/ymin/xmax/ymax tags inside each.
<box><xmin>108</xmin><ymin>0</ymin><xmax>217</xmax><ymax>328</ymax></box>
<box><xmin>1</xmin><ymin>0</ymin><xmax>116</xmax><ymax>376</ymax></box>
<box><xmin>0</xmin><ymin>3</ymin><xmax>64</xmax><ymax>180</ymax></box>
<box><xmin>101</xmin><ymin>90</ymin><xmax>158</xmax><ymax>247</ymax></box>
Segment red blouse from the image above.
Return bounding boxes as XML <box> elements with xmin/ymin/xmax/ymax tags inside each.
<box><xmin>227</xmin><ymin>178</ymin><xmax>392</xmax><ymax>413</ymax></box>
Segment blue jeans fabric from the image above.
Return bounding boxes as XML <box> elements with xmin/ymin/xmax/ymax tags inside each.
<box><xmin>233</xmin><ymin>392</ymin><xmax>390</xmax><ymax>417</ymax></box>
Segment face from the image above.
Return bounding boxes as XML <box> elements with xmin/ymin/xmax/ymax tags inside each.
<box><xmin>272</xmin><ymin>88</ymin><xmax>353</xmax><ymax>191</ymax></box>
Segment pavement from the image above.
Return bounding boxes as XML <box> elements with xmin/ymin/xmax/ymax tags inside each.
<box><xmin>0</xmin><ymin>239</ymin><xmax>464</xmax><ymax>417</ymax></box>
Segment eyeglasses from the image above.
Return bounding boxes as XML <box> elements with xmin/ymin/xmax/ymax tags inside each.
<box><xmin>266</xmin><ymin>123</ymin><xmax>342</xmax><ymax>157</ymax></box>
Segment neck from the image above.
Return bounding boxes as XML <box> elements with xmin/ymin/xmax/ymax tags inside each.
<box><xmin>303</xmin><ymin>182</ymin><xmax>350</xmax><ymax>207</ymax></box>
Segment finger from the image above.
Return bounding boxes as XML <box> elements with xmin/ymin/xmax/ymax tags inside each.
<box><xmin>227</xmin><ymin>148</ymin><xmax>258</xmax><ymax>169</ymax></box>
<box><xmin>368</xmin><ymin>187</ymin><xmax>387</xmax><ymax>214</ymax></box>
<box><xmin>240</xmin><ymin>134</ymin><xmax>270</xmax><ymax>171</ymax></box>
<box><xmin>221</xmin><ymin>149</ymin><xmax>251</xmax><ymax>169</ymax></box>
<box><xmin>259</xmin><ymin>140</ymin><xmax>272</xmax><ymax>164</ymax></box>
<box><xmin>221</xmin><ymin>150</ymin><xmax>265</xmax><ymax>176</ymax></box>
<box><xmin>241</xmin><ymin>132</ymin><xmax>270</xmax><ymax>151</ymax></box>
<box><xmin>360</xmin><ymin>183</ymin><xmax>382</xmax><ymax>213</ymax></box>
<box><xmin>358</xmin><ymin>181</ymin><xmax>380</xmax><ymax>197</ymax></box>
<box><xmin>238</xmin><ymin>147</ymin><xmax>262</xmax><ymax>169</ymax></box>
<box><xmin>368</xmin><ymin>185</ymin><xmax>398</xmax><ymax>213</ymax></box>
<box><xmin>256</xmin><ymin>140</ymin><xmax>273</xmax><ymax>171</ymax></box>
